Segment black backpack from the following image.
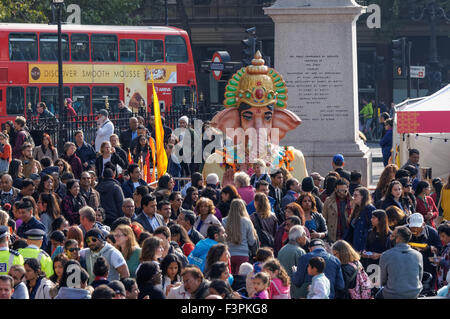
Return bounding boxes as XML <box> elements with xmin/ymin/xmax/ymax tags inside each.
<box><xmin>253</xmin><ymin>213</ymin><xmax>274</xmax><ymax>248</ymax></box>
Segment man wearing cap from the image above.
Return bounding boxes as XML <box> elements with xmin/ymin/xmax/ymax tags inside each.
<box><xmin>292</xmin><ymin>238</ymin><xmax>344</xmax><ymax>299</ymax></box>
<box><xmin>176</xmin><ymin>116</ymin><xmax>199</xmax><ymax>177</ymax></box>
<box><xmin>16</xmin><ymin>200</ymin><xmax>47</xmax><ymax>248</ymax></box>
<box><xmin>95</xmin><ymin>109</ymin><xmax>114</xmax><ymax>153</ymax></box>
<box><xmin>0</xmin><ymin>226</ymin><xmax>24</xmax><ymax>276</ymax></box>
<box><xmin>65</xmin><ymin>98</ymin><xmax>77</xmax><ymax>118</ymax></box>
<box><xmin>332</xmin><ymin>154</ymin><xmax>351</xmax><ymax>183</ymax></box>
<box><xmin>18</xmin><ymin>229</ymin><xmax>54</xmax><ymax>278</ymax></box>
<box><xmin>80</xmin><ymin>228</ymin><xmax>129</xmax><ymax>284</ymax></box>
<box><xmin>377</xmin><ymin>226</ymin><xmax>423</xmax><ymax>299</ymax></box>
<box><xmin>407</xmin><ymin>213</ymin><xmax>442</xmax><ymax>283</ymax></box>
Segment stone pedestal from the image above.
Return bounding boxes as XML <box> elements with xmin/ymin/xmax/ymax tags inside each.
<box><xmin>264</xmin><ymin>0</ymin><xmax>372</xmax><ymax>186</ymax></box>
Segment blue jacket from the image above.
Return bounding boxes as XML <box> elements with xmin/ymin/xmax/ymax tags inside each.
<box><xmin>121</xmin><ymin>179</ymin><xmax>147</xmax><ymax>199</ymax></box>
<box><xmin>379</xmin><ymin>129</ymin><xmax>393</xmax><ymax>161</ymax></box>
<box><xmin>17</xmin><ymin>217</ymin><xmax>49</xmax><ymax>251</ymax></box>
<box><xmin>281</xmin><ymin>190</ymin><xmax>298</xmax><ymax>210</ymax></box>
<box><xmin>75</xmin><ymin>141</ymin><xmax>97</xmax><ymax>167</ymax></box>
<box><xmin>247</xmin><ymin>196</ymin><xmax>276</xmax><ymax>215</ymax></box>
<box><xmin>187</xmin><ymin>238</ymin><xmax>218</xmax><ymax>272</ymax></box>
<box><xmin>167</xmin><ymin>156</ymin><xmax>181</xmax><ymax>191</ymax></box>
<box><xmin>345</xmin><ymin>204</ymin><xmax>376</xmax><ymax>251</ymax></box>
<box><xmin>292</xmin><ymin>247</ymin><xmax>345</xmax><ymax>299</ymax></box>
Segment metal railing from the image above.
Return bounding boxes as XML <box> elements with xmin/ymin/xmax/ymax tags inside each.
<box><xmin>26</xmin><ymin>106</ymin><xmax>218</xmax><ymax>152</ymax></box>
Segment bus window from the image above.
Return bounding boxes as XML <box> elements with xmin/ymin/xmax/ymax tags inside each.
<box><xmin>40</xmin><ymin>34</ymin><xmax>69</xmax><ymax>61</ymax></box>
<box><xmin>72</xmin><ymin>87</ymin><xmax>91</xmax><ymax>115</ymax></box>
<box><xmin>26</xmin><ymin>87</ymin><xmax>40</xmax><ymax>114</ymax></box>
<box><xmin>165</xmin><ymin>36</ymin><xmax>188</xmax><ymax>63</ymax></box>
<box><xmin>138</xmin><ymin>40</ymin><xmax>164</xmax><ymax>62</ymax></box>
<box><xmin>120</xmin><ymin>39</ymin><xmax>136</xmax><ymax>62</ymax></box>
<box><xmin>6</xmin><ymin>87</ymin><xmax>25</xmax><ymax>115</ymax></box>
<box><xmin>172</xmin><ymin>86</ymin><xmax>191</xmax><ymax>109</ymax></box>
<box><xmin>41</xmin><ymin>86</ymin><xmax>70</xmax><ymax>116</ymax></box>
<box><xmin>71</xmin><ymin>34</ymin><xmax>90</xmax><ymax>61</ymax></box>
<box><xmin>92</xmin><ymin>86</ymin><xmax>119</xmax><ymax>114</ymax></box>
<box><xmin>92</xmin><ymin>34</ymin><xmax>118</xmax><ymax>62</ymax></box>
<box><xmin>9</xmin><ymin>33</ymin><xmax>38</xmax><ymax>61</ymax></box>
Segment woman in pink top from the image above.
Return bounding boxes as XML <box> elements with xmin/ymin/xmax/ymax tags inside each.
<box><xmin>234</xmin><ymin>172</ymin><xmax>255</xmax><ymax>205</ymax></box>
<box><xmin>263</xmin><ymin>258</ymin><xmax>291</xmax><ymax>299</ymax></box>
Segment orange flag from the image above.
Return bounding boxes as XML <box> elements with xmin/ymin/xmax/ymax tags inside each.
<box><xmin>149</xmin><ymin>138</ymin><xmax>157</xmax><ymax>183</ymax></box>
<box><xmin>127</xmin><ymin>149</ymin><xmax>133</xmax><ymax>164</ymax></box>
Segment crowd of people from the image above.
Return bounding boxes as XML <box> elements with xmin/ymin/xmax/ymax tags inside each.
<box><xmin>0</xmin><ymin>113</ymin><xmax>449</xmax><ymax>300</ymax></box>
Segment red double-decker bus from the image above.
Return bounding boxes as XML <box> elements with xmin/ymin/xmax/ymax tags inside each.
<box><xmin>0</xmin><ymin>23</ymin><xmax>197</xmax><ymax>124</ymax></box>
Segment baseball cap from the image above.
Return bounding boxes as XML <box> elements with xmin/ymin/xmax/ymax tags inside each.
<box><xmin>30</xmin><ymin>173</ymin><xmax>41</xmax><ymax>181</ymax></box>
<box><xmin>333</xmin><ymin>154</ymin><xmax>345</xmax><ymax>165</ymax></box>
<box><xmin>408</xmin><ymin>213</ymin><xmax>424</xmax><ymax>228</ymax></box>
<box><xmin>97</xmin><ymin>109</ymin><xmax>109</xmax><ymax>117</ymax></box>
<box><xmin>310</xmin><ymin>238</ymin><xmax>325</xmax><ymax>248</ymax></box>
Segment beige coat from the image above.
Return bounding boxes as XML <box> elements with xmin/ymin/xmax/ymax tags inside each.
<box><xmin>32</xmin><ymin>145</ymin><xmax>59</xmax><ymax>164</ymax></box>
<box><xmin>322</xmin><ymin>192</ymin><xmax>352</xmax><ymax>242</ymax></box>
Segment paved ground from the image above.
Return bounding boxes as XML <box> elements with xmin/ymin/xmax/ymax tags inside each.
<box><xmin>368</xmin><ymin>141</ymin><xmax>384</xmax><ymax>189</ymax></box>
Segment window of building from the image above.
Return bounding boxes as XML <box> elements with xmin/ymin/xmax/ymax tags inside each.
<box><xmin>92</xmin><ymin>86</ymin><xmax>120</xmax><ymax>114</ymax></box>
<box><xmin>40</xmin><ymin>34</ymin><xmax>69</xmax><ymax>61</ymax></box>
<box><xmin>91</xmin><ymin>34</ymin><xmax>118</xmax><ymax>62</ymax></box>
<box><xmin>138</xmin><ymin>40</ymin><xmax>164</xmax><ymax>62</ymax></box>
<box><xmin>41</xmin><ymin>86</ymin><xmax>70</xmax><ymax>116</ymax></box>
<box><xmin>26</xmin><ymin>87</ymin><xmax>40</xmax><ymax>114</ymax></box>
<box><xmin>7</xmin><ymin>87</ymin><xmax>25</xmax><ymax>115</ymax></box>
<box><xmin>9</xmin><ymin>33</ymin><xmax>38</xmax><ymax>61</ymax></box>
<box><xmin>72</xmin><ymin>87</ymin><xmax>91</xmax><ymax>115</ymax></box>
<box><xmin>165</xmin><ymin>36</ymin><xmax>188</xmax><ymax>63</ymax></box>
<box><xmin>120</xmin><ymin>39</ymin><xmax>136</xmax><ymax>62</ymax></box>
<box><xmin>172</xmin><ymin>86</ymin><xmax>191</xmax><ymax>110</ymax></box>
<box><xmin>71</xmin><ymin>34</ymin><xmax>90</xmax><ymax>61</ymax></box>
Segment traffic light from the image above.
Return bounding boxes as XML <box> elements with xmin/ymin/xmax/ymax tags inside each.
<box><xmin>392</xmin><ymin>38</ymin><xmax>407</xmax><ymax>78</ymax></box>
<box><xmin>242</xmin><ymin>27</ymin><xmax>256</xmax><ymax>66</ymax></box>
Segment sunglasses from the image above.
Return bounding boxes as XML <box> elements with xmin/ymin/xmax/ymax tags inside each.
<box><xmin>86</xmin><ymin>237</ymin><xmax>99</xmax><ymax>244</ymax></box>
<box><xmin>67</xmin><ymin>248</ymin><xmax>80</xmax><ymax>252</ymax></box>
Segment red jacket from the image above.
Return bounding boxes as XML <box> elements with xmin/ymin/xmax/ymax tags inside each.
<box><xmin>415</xmin><ymin>195</ymin><xmax>438</xmax><ymax>228</ymax></box>
<box><xmin>0</xmin><ymin>143</ymin><xmax>11</xmax><ymax>162</ymax></box>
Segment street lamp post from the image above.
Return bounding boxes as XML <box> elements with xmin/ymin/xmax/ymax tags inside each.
<box><xmin>52</xmin><ymin>0</ymin><xmax>65</xmax><ymax>149</ymax></box>
<box><xmin>410</xmin><ymin>0</ymin><xmax>450</xmax><ymax>94</ymax></box>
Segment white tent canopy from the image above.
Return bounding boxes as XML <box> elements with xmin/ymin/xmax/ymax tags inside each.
<box><xmin>393</xmin><ymin>84</ymin><xmax>450</xmax><ymax>181</ymax></box>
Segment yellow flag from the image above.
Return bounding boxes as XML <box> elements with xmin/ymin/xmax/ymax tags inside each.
<box><xmin>151</xmin><ymin>71</ymin><xmax>168</xmax><ymax>178</ymax></box>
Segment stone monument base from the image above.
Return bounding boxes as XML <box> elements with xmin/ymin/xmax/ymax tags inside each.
<box><xmin>293</xmin><ymin>140</ymin><xmax>372</xmax><ymax>187</ymax></box>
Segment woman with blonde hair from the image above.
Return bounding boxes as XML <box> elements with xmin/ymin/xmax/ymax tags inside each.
<box><xmin>192</xmin><ymin>197</ymin><xmax>221</xmax><ymax>237</ymax></box>
<box><xmin>109</xmin><ymin>134</ymin><xmax>128</xmax><ymax>171</ymax></box>
<box><xmin>222</xmin><ymin>199</ymin><xmax>258</xmax><ymax>274</ymax></box>
<box><xmin>114</xmin><ymin>224</ymin><xmax>142</xmax><ymax>278</ymax></box>
<box><xmin>95</xmin><ymin>141</ymin><xmax>126</xmax><ymax>178</ymax></box>
<box><xmin>250</xmin><ymin>193</ymin><xmax>278</xmax><ymax>247</ymax></box>
<box><xmin>332</xmin><ymin>240</ymin><xmax>368</xmax><ymax>299</ymax></box>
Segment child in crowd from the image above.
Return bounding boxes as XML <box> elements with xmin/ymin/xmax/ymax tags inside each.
<box><xmin>262</xmin><ymin>258</ymin><xmax>291</xmax><ymax>299</ymax></box>
<box><xmin>251</xmin><ymin>272</ymin><xmax>270</xmax><ymax>299</ymax></box>
<box><xmin>307</xmin><ymin>257</ymin><xmax>330</xmax><ymax>299</ymax></box>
